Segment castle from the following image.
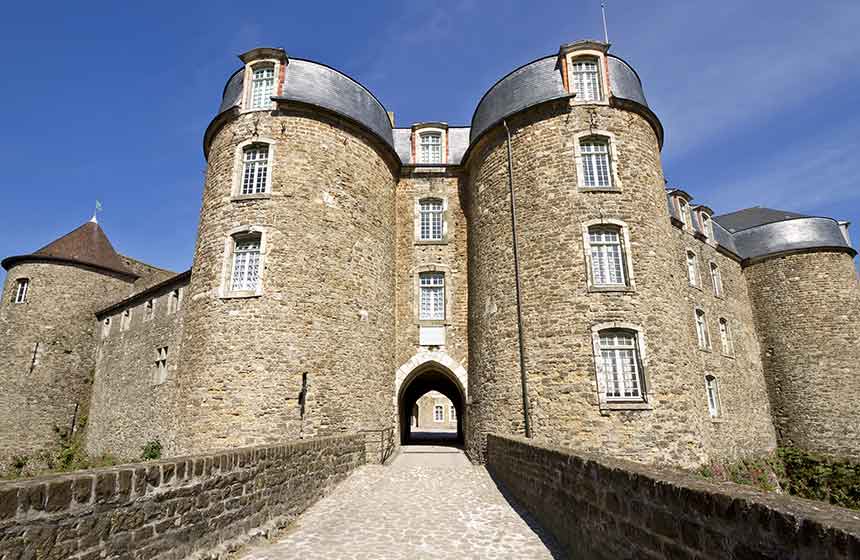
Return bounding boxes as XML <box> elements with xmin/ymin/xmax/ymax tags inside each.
<box><xmin>1</xmin><ymin>41</ymin><xmax>858</xmax><ymax>470</ymax></box>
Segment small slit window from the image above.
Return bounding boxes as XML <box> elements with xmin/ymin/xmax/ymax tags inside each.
<box><xmin>419</xmin><ymin>272</ymin><xmax>445</xmax><ymax>321</ymax></box>
<box><xmin>154</xmin><ymin>346</ymin><xmax>169</xmax><ymax>385</ymax></box>
<box><xmin>418</xmin><ymin>198</ymin><xmax>444</xmax><ymax>241</ymax></box>
<box><xmin>241</xmin><ymin>144</ymin><xmax>270</xmax><ymax>195</ymax></box>
<box><xmin>418</xmin><ymin>132</ymin><xmax>443</xmax><ymax>164</ymax></box>
<box><xmin>580</xmin><ymin>138</ymin><xmax>612</xmax><ymax>188</ymax></box>
<box><xmin>13</xmin><ymin>278</ymin><xmax>28</xmax><ymax>303</ymax></box>
<box><xmin>705</xmin><ymin>375</ymin><xmax>721</xmax><ymax>418</ymax></box>
<box><xmin>571</xmin><ymin>58</ymin><xmax>602</xmax><ymax>101</ymax></box>
<box><xmin>719</xmin><ymin>318</ymin><xmax>734</xmax><ymax>356</ymax></box>
<box><xmin>597</xmin><ymin>329</ymin><xmax>645</xmax><ymax>401</ymax></box>
<box><xmin>120</xmin><ymin>309</ymin><xmax>131</xmax><ymax>332</ymax></box>
<box><xmin>231</xmin><ymin>234</ymin><xmax>262</xmax><ymax>292</ymax></box>
<box><xmin>695</xmin><ymin>309</ymin><xmax>710</xmax><ymax>350</ymax></box>
<box><xmin>101</xmin><ymin>317</ymin><xmax>111</xmax><ymax>338</ymax></box>
<box><xmin>248</xmin><ymin>64</ymin><xmax>275</xmax><ymax>109</ymax></box>
<box><xmin>710</xmin><ymin>262</ymin><xmax>723</xmax><ymax>297</ymax></box>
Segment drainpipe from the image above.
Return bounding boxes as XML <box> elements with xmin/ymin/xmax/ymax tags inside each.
<box><xmin>503</xmin><ymin>120</ymin><xmax>532</xmax><ymax>438</ymax></box>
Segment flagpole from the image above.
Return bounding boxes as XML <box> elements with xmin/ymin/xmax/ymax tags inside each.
<box><xmin>601</xmin><ymin>1</ymin><xmax>609</xmax><ymax>44</ymax></box>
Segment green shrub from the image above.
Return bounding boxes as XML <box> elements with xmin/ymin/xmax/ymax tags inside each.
<box><xmin>778</xmin><ymin>447</ymin><xmax>860</xmax><ymax>510</ymax></box>
<box><xmin>697</xmin><ymin>453</ymin><xmax>785</xmax><ymax>493</ymax></box>
<box><xmin>141</xmin><ymin>440</ymin><xmax>162</xmax><ymax>461</ymax></box>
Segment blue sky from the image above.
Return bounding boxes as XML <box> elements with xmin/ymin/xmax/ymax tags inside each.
<box><xmin>1</xmin><ymin>0</ymin><xmax>858</xmax><ymax>280</ymax></box>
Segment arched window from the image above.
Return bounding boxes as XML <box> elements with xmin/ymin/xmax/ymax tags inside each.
<box><xmin>695</xmin><ymin>308</ymin><xmax>710</xmax><ymax>350</ymax></box>
<box><xmin>588</xmin><ymin>226</ymin><xmax>627</xmax><ymax>287</ymax></box>
<box><xmin>230</xmin><ymin>233</ymin><xmax>262</xmax><ymax>293</ymax></box>
<box><xmin>677</xmin><ymin>198</ymin><xmax>690</xmax><ymax>228</ymax></box>
<box><xmin>718</xmin><ymin>318</ymin><xmax>733</xmax><ymax>356</ymax></box>
<box><xmin>418</xmin><ymin>198</ymin><xmax>444</xmax><ymax>241</ymax></box>
<box><xmin>418</xmin><ymin>132</ymin><xmax>443</xmax><ymax>164</ymax></box>
<box><xmin>596</xmin><ymin>329</ymin><xmax>645</xmax><ymax>401</ymax></box>
<box><xmin>13</xmin><ymin>278</ymin><xmax>29</xmax><ymax>303</ymax></box>
<box><xmin>248</xmin><ymin>63</ymin><xmax>275</xmax><ymax>109</ymax></box>
<box><xmin>101</xmin><ymin>317</ymin><xmax>111</xmax><ymax>338</ymax></box>
<box><xmin>570</xmin><ymin>58</ymin><xmax>602</xmax><ymax>101</ymax></box>
<box><xmin>419</xmin><ymin>271</ymin><xmax>445</xmax><ymax>320</ymax></box>
<box><xmin>580</xmin><ymin>137</ymin><xmax>612</xmax><ymax>188</ymax></box>
<box><xmin>686</xmin><ymin>250</ymin><xmax>700</xmax><ymax>287</ymax></box>
<box><xmin>710</xmin><ymin>262</ymin><xmax>722</xmax><ymax>297</ymax></box>
<box><xmin>700</xmin><ymin>212</ymin><xmax>714</xmax><ymax>239</ymax></box>
<box><xmin>241</xmin><ymin>144</ymin><xmax>270</xmax><ymax>195</ymax></box>
<box><xmin>705</xmin><ymin>375</ymin><xmax>721</xmax><ymax>417</ymax></box>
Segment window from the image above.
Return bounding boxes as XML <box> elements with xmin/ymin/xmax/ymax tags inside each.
<box><xmin>419</xmin><ymin>272</ymin><xmax>445</xmax><ymax>321</ymax></box>
<box><xmin>588</xmin><ymin>226</ymin><xmax>627</xmax><ymax>287</ymax></box>
<box><xmin>418</xmin><ymin>132</ymin><xmax>442</xmax><ymax>164</ymax></box>
<box><xmin>705</xmin><ymin>375</ymin><xmax>721</xmax><ymax>418</ymax></box>
<box><xmin>719</xmin><ymin>318</ymin><xmax>733</xmax><ymax>356</ymax></box>
<box><xmin>144</xmin><ymin>299</ymin><xmax>154</xmax><ymax>321</ymax></box>
<box><xmin>101</xmin><ymin>317</ymin><xmax>111</xmax><ymax>338</ymax></box>
<box><xmin>571</xmin><ymin>58</ymin><xmax>602</xmax><ymax>101</ymax></box>
<box><xmin>231</xmin><ymin>235</ymin><xmax>262</xmax><ymax>292</ymax></box>
<box><xmin>13</xmin><ymin>279</ymin><xmax>28</xmax><ymax>303</ymax></box>
<box><xmin>434</xmin><ymin>404</ymin><xmax>444</xmax><ymax>422</ymax></box>
<box><xmin>241</xmin><ymin>144</ymin><xmax>270</xmax><ymax>195</ymax></box>
<box><xmin>597</xmin><ymin>329</ymin><xmax>645</xmax><ymax>401</ymax></box>
<box><xmin>700</xmin><ymin>213</ymin><xmax>714</xmax><ymax>239</ymax></box>
<box><xmin>120</xmin><ymin>309</ymin><xmax>131</xmax><ymax>332</ymax></box>
<box><xmin>678</xmin><ymin>199</ymin><xmax>690</xmax><ymax>228</ymax></box>
<box><xmin>154</xmin><ymin>346</ymin><xmax>169</xmax><ymax>385</ymax></box>
<box><xmin>248</xmin><ymin>64</ymin><xmax>275</xmax><ymax>109</ymax></box>
<box><xmin>710</xmin><ymin>262</ymin><xmax>723</xmax><ymax>297</ymax></box>
<box><xmin>695</xmin><ymin>309</ymin><xmax>710</xmax><ymax>350</ymax></box>
<box><xmin>418</xmin><ymin>198</ymin><xmax>444</xmax><ymax>241</ymax></box>
<box><xmin>450</xmin><ymin>405</ymin><xmax>456</xmax><ymax>422</ymax></box>
<box><xmin>580</xmin><ymin>138</ymin><xmax>612</xmax><ymax>188</ymax></box>
<box><xmin>168</xmin><ymin>289</ymin><xmax>181</xmax><ymax>314</ymax></box>
<box><xmin>686</xmin><ymin>251</ymin><xmax>700</xmax><ymax>287</ymax></box>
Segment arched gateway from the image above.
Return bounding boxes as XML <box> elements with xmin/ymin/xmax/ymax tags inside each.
<box><xmin>395</xmin><ymin>352</ymin><xmax>467</xmax><ymax>445</ymax></box>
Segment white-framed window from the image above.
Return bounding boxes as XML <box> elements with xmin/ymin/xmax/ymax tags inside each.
<box><xmin>434</xmin><ymin>404</ymin><xmax>444</xmax><ymax>422</ymax></box>
<box><xmin>719</xmin><ymin>318</ymin><xmax>733</xmax><ymax>356</ymax></box>
<box><xmin>700</xmin><ymin>212</ymin><xmax>714</xmax><ymax>239</ymax></box>
<box><xmin>144</xmin><ymin>299</ymin><xmax>155</xmax><ymax>321</ymax></box>
<box><xmin>710</xmin><ymin>262</ymin><xmax>723</xmax><ymax>297</ymax></box>
<box><xmin>588</xmin><ymin>226</ymin><xmax>627</xmax><ymax>287</ymax></box>
<box><xmin>418</xmin><ymin>132</ymin><xmax>443</xmax><ymax>164</ymax></box>
<box><xmin>570</xmin><ymin>58</ymin><xmax>602</xmax><ymax>102</ymax></box>
<box><xmin>168</xmin><ymin>288</ymin><xmax>181</xmax><ymax>314</ymax></box>
<box><xmin>705</xmin><ymin>375</ymin><xmax>721</xmax><ymax>418</ymax></box>
<box><xmin>418</xmin><ymin>198</ymin><xmax>444</xmax><ymax>241</ymax></box>
<box><xmin>678</xmin><ymin>199</ymin><xmax>690</xmax><ymax>228</ymax></box>
<box><xmin>241</xmin><ymin>144</ymin><xmax>270</xmax><ymax>195</ymax></box>
<box><xmin>230</xmin><ymin>234</ymin><xmax>262</xmax><ymax>292</ymax></box>
<box><xmin>596</xmin><ymin>329</ymin><xmax>645</xmax><ymax>401</ymax></box>
<box><xmin>120</xmin><ymin>308</ymin><xmax>131</xmax><ymax>332</ymax></box>
<box><xmin>580</xmin><ymin>138</ymin><xmax>612</xmax><ymax>188</ymax></box>
<box><xmin>449</xmin><ymin>405</ymin><xmax>456</xmax><ymax>422</ymax></box>
<box><xmin>686</xmin><ymin>250</ymin><xmax>700</xmax><ymax>287</ymax></box>
<box><xmin>101</xmin><ymin>317</ymin><xmax>111</xmax><ymax>338</ymax></box>
<box><xmin>419</xmin><ymin>272</ymin><xmax>445</xmax><ymax>321</ymax></box>
<box><xmin>154</xmin><ymin>346</ymin><xmax>169</xmax><ymax>385</ymax></box>
<box><xmin>13</xmin><ymin>278</ymin><xmax>29</xmax><ymax>303</ymax></box>
<box><xmin>695</xmin><ymin>308</ymin><xmax>710</xmax><ymax>350</ymax></box>
<box><xmin>248</xmin><ymin>63</ymin><xmax>275</xmax><ymax>109</ymax></box>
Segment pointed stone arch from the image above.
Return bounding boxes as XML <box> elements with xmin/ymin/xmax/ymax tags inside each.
<box><xmin>394</xmin><ymin>351</ymin><xmax>468</xmax><ymax>406</ymax></box>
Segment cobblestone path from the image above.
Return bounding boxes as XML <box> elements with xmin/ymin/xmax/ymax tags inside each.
<box><xmin>239</xmin><ymin>445</ymin><xmax>563</xmax><ymax>559</ymax></box>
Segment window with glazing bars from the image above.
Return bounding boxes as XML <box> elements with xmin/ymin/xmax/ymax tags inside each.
<box><xmin>705</xmin><ymin>375</ymin><xmax>720</xmax><ymax>417</ymax></box>
<box><xmin>419</xmin><ymin>132</ymin><xmax>442</xmax><ymax>164</ymax></box>
<box><xmin>450</xmin><ymin>405</ymin><xmax>455</xmax><ymax>421</ymax></box>
<box><xmin>695</xmin><ymin>309</ymin><xmax>710</xmax><ymax>349</ymax></box>
<box><xmin>419</xmin><ymin>272</ymin><xmax>445</xmax><ymax>320</ymax></box>
<box><xmin>598</xmin><ymin>330</ymin><xmax>644</xmax><ymax>400</ymax></box>
<box><xmin>700</xmin><ymin>213</ymin><xmax>713</xmax><ymax>238</ymax></box>
<box><xmin>678</xmin><ymin>199</ymin><xmax>690</xmax><ymax>227</ymax></box>
<box><xmin>434</xmin><ymin>404</ymin><xmax>444</xmax><ymax>422</ymax></box>
<box><xmin>710</xmin><ymin>262</ymin><xmax>722</xmax><ymax>297</ymax></box>
<box><xmin>719</xmin><ymin>318</ymin><xmax>733</xmax><ymax>355</ymax></box>
<box><xmin>419</xmin><ymin>199</ymin><xmax>444</xmax><ymax>241</ymax></box>
<box><xmin>589</xmin><ymin>227</ymin><xmax>626</xmax><ymax>286</ymax></box>
<box><xmin>13</xmin><ymin>279</ymin><xmax>28</xmax><ymax>303</ymax></box>
<box><xmin>249</xmin><ymin>65</ymin><xmax>275</xmax><ymax>109</ymax></box>
<box><xmin>686</xmin><ymin>251</ymin><xmax>699</xmax><ymax>287</ymax></box>
<box><xmin>231</xmin><ymin>236</ymin><xmax>261</xmax><ymax>292</ymax></box>
<box><xmin>571</xmin><ymin>59</ymin><xmax>601</xmax><ymax>101</ymax></box>
<box><xmin>580</xmin><ymin>139</ymin><xmax>612</xmax><ymax>188</ymax></box>
<box><xmin>241</xmin><ymin>145</ymin><xmax>269</xmax><ymax>195</ymax></box>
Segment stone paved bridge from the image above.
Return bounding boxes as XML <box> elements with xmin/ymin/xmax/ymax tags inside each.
<box><xmin>239</xmin><ymin>445</ymin><xmax>563</xmax><ymax>559</ymax></box>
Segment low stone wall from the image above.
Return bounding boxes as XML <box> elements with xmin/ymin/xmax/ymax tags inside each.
<box><xmin>487</xmin><ymin>434</ymin><xmax>860</xmax><ymax>559</ymax></box>
<box><xmin>0</xmin><ymin>434</ymin><xmax>365</xmax><ymax>560</ymax></box>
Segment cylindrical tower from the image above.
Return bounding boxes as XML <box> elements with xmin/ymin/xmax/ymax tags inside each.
<box><xmin>174</xmin><ymin>48</ymin><xmax>399</xmax><ymax>454</ymax></box>
<box><xmin>739</xmin><ymin>221</ymin><xmax>860</xmax><ymax>457</ymax></box>
<box><xmin>463</xmin><ymin>41</ymin><xmax>714</xmax><ymax>466</ymax></box>
<box><xmin>0</xmin><ymin>221</ymin><xmax>137</xmax><ymax>465</ymax></box>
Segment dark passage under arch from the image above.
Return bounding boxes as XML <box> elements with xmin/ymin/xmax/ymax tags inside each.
<box><xmin>398</xmin><ymin>365</ymin><xmax>465</xmax><ymax>445</ymax></box>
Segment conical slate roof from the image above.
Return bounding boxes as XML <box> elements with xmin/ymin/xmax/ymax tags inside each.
<box><xmin>2</xmin><ymin>220</ymin><xmax>137</xmax><ymax>278</ymax></box>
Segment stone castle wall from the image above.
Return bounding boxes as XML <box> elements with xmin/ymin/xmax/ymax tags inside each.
<box><xmin>173</xmin><ymin>107</ymin><xmax>398</xmax><ymax>455</ymax></box>
<box><xmin>744</xmin><ymin>250</ymin><xmax>860</xmax><ymax>457</ymax></box>
<box><xmin>0</xmin><ymin>262</ymin><xmax>134</xmax><ymax>468</ymax></box>
<box><xmin>86</xmin><ymin>277</ymin><xmax>189</xmax><ymax>460</ymax></box>
<box><xmin>463</xmin><ymin>100</ymin><xmax>777</xmax><ymax>467</ymax></box>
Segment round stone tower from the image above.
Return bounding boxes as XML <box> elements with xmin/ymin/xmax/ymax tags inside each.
<box><xmin>0</xmin><ymin>220</ymin><xmax>138</xmax><ymax>465</ymax></box>
<box><xmin>463</xmin><ymin>41</ymin><xmax>718</xmax><ymax>465</ymax></box>
<box><xmin>174</xmin><ymin>48</ymin><xmax>400</xmax><ymax>454</ymax></box>
<box><xmin>730</xmin><ymin>215</ymin><xmax>860</xmax><ymax>457</ymax></box>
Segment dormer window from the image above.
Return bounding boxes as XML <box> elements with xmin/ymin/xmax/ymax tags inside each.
<box><xmin>248</xmin><ymin>63</ymin><xmax>275</xmax><ymax>109</ymax></box>
<box><xmin>699</xmin><ymin>211</ymin><xmax>714</xmax><ymax>239</ymax></box>
<box><xmin>571</xmin><ymin>58</ymin><xmax>602</xmax><ymax>102</ymax></box>
<box><xmin>418</xmin><ymin>132</ymin><xmax>443</xmax><ymax>164</ymax></box>
<box><xmin>677</xmin><ymin>198</ymin><xmax>690</xmax><ymax>228</ymax></box>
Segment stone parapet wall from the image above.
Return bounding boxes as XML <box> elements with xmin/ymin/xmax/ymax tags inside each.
<box><xmin>0</xmin><ymin>434</ymin><xmax>365</xmax><ymax>560</ymax></box>
<box><xmin>487</xmin><ymin>434</ymin><xmax>860</xmax><ymax>559</ymax></box>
